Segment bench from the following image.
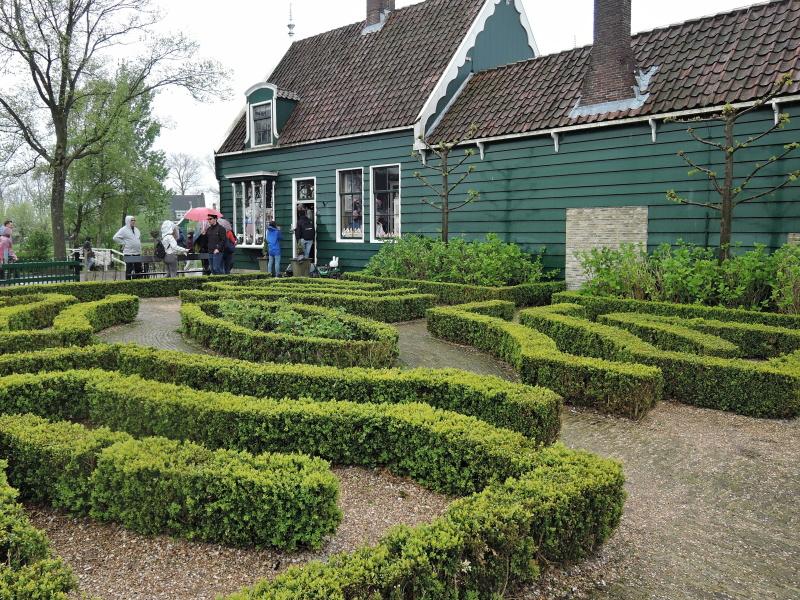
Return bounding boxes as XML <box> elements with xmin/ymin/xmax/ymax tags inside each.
<box><xmin>124</xmin><ymin>254</ymin><xmax>209</xmax><ymax>279</ymax></box>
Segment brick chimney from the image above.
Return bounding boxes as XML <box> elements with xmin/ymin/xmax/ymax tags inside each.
<box><xmin>366</xmin><ymin>0</ymin><xmax>394</xmax><ymax>28</ymax></box>
<box><xmin>581</xmin><ymin>0</ymin><xmax>637</xmax><ymax>106</ymax></box>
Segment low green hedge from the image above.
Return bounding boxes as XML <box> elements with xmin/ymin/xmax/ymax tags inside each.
<box><xmin>554</xmin><ymin>291</ymin><xmax>800</xmax><ymax>328</ymax></box>
<box><xmin>0</xmin><ymin>273</ymin><xmax>274</xmax><ymax>302</ymax></box>
<box><xmin>521</xmin><ymin>305</ymin><xmax>800</xmax><ymax>418</ymax></box>
<box><xmin>208</xmin><ymin>281</ymin><xmax>419</xmax><ymax>297</ymax></box>
<box><xmin>181</xmin><ymin>300</ymin><xmax>399</xmax><ymax>368</ymax></box>
<box><xmin>427</xmin><ymin>302</ymin><xmax>662</xmax><ymax>419</ymax></box>
<box><xmin>345</xmin><ymin>272</ymin><xmax>565</xmax><ymax>306</ymax></box>
<box><xmin>0</xmin><ymin>412</ymin><xmax>340</xmax><ymax>549</ymax></box>
<box><xmin>0</xmin><ymin>461</ymin><xmax>75</xmax><ymax>598</ymax></box>
<box><xmin>598</xmin><ymin>312</ymin><xmax>741</xmax><ymax>357</ymax></box>
<box><xmin>179</xmin><ymin>288</ymin><xmax>436</xmax><ymax>323</ymax></box>
<box><xmin>0</xmin><ymin>294</ymin><xmax>77</xmax><ymax>331</ymax></box>
<box><xmin>215</xmin><ymin>277</ymin><xmax>385</xmax><ymax>291</ymax></box>
<box><xmin>0</xmin><ymin>344</ymin><xmax>560</xmax><ymax>443</ymax></box>
<box><xmin>0</xmin><ymin>294</ymin><xmax>139</xmax><ymax>354</ymax></box>
<box><xmin>0</xmin><ymin>369</ymin><xmax>623</xmax><ymax>597</ymax></box>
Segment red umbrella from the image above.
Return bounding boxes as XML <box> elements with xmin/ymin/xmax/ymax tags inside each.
<box><xmin>182</xmin><ymin>207</ymin><xmax>222</xmax><ymax>222</ymax></box>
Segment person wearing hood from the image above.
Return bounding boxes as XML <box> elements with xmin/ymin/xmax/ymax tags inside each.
<box><xmin>161</xmin><ymin>220</ymin><xmax>188</xmax><ymax>278</ymax></box>
<box><xmin>265</xmin><ymin>220</ymin><xmax>282</xmax><ymax>277</ymax></box>
<box><xmin>113</xmin><ymin>216</ymin><xmax>142</xmax><ymax>279</ymax></box>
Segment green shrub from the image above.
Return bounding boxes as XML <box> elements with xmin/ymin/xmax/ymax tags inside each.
<box><xmin>521</xmin><ymin>305</ymin><xmax>800</xmax><ymax>418</ymax></box>
<box><xmin>578</xmin><ymin>243</ymin><xmax>656</xmax><ymax>300</ymax></box>
<box><xmin>0</xmin><ymin>344</ymin><xmax>562</xmax><ymax>443</ymax></box>
<box><xmin>179</xmin><ymin>288</ymin><xmax>435</xmax><ymax>323</ymax></box>
<box><xmin>90</xmin><ymin>437</ymin><xmax>340</xmax><ymax>549</ymax></box>
<box><xmin>427</xmin><ymin>302</ymin><xmax>662</xmax><ymax>419</ymax></box>
<box><xmin>0</xmin><ymin>559</ymin><xmax>76</xmax><ymax>599</ymax></box>
<box><xmin>16</xmin><ymin>229</ymin><xmax>52</xmax><ymax>262</ymax></box>
<box><xmin>182</xmin><ymin>301</ymin><xmax>399</xmax><ymax>368</ymax></box>
<box><xmin>598</xmin><ymin>313</ymin><xmax>741</xmax><ymax>357</ymax></box>
<box><xmin>218</xmin><ymin>300</ymin><xmax>360</xmax><ymax>340</ymax></box>
<box><xmin>345</xmin><ymin>272</ymin><xmax>565</xmax><ymax>307</ymax></box>
<box><xmin>0</xmin><ymin>294</ymin><xmax>77</xmax><ymax>331</ymax></box>
<box><xmin>362</xmin><ymin>234</ymin><xmax>547</xmax><ymax>286</ymax></box>
<box><xmin>0</xmin><ymin>413</ymin><xmax>340</xmax><ymax>549</ymax></box>
<box><xmin>554</xmin><ymin>291</ymin><xmax>800</xmax><ymax>328</ymax></box>
<box><xmin>771</xmin><ymin>244</ymin><xmax>800</xmax><ymax>314</ymax></box>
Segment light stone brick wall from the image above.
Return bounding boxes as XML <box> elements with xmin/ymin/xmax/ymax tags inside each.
<box><xmin>565</xmin><ymin>206</ymin><xmax>649</xmax><ymax>290</ymax></box>
<box><xmin>787</xmin><ymin>233</ymin><xmax>800</xmax><ymax>245</ymax></box>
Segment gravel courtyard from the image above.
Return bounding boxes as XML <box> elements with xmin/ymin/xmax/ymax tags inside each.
<box><xmin>36</xmin><ymin>297</ymin><xmax>795</xmax><ymax>600</ymax></box>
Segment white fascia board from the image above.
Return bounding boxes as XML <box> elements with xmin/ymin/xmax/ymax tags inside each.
<box><xmin>457</xmin><ymin>94</ymin><xmax>800</xmax><ymax>148</ymax></box>
<box><xmin>215</xmin><ymin>126</ymin><xmax>414</xmax><ymax>158</ymax></box>
<box><xmin>413</xmin><ymin>0</ymin><xmax>539</xmax><ymax>151</ymax></box>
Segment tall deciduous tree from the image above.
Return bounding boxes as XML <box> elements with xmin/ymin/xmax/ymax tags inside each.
<box><xmin>667</xmin><ymin>74</ymin><xmax>800</xmax><ymax>261</ymax></box>
<box><xmin>413</xmin><ymin>124</ymin><xmax>480</xmax><ymax>243</ymax></box>
<box><xmin>167</xmin><ymin>152</ymin><xmax>203</xmax><ymax>195</ymax></box>
<box><xmin>0</xmin><ymin>0</ymin><xmax>227</xmax><ymax>258</ymax></box>
<box><xmin>66</xmin><ymin>73</ymin><xmax>169</xmax><ymax>247</ymax></box>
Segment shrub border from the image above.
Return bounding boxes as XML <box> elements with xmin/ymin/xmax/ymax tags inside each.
<box><xmin>181</xmin><ymin>300</ymin><xmax>399</xmax><ymax>368</ymax></box>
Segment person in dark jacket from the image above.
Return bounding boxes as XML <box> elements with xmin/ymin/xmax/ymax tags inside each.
<box><xmin>205</xmin><ymin>215</ymin><xmax>227</xmax><ymax>275</ymax></box>
<box><xmin>294</xmin><ymin>212</ymin><xmax>315</xmax><ymax>259</ymax></box>
<box><xmin>265</xmin><ymin>221</ymin><xmax>282</xmax><ymax>277</ymax></box>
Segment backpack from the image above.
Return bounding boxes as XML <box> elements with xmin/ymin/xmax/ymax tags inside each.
<box><xmin>154</xmin><ymin>241</ymin><xmax>166</xmax><ymax>259</ymax></box>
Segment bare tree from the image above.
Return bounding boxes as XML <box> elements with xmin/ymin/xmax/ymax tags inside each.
<box><xmin>0</xmin><ymin>0</ymin><xmax>228</xmax><ymax>258</ymax></box>
<box><xmin>667</xmin><ymin>74</ymin><xmax>800</xmax><ymax>261</ymax></box>
<box><xmin>167</xmin><ymin>152</ymin><xmax>203</xmax><ymax>195</ymax></box>
<box><xmin>413</xmin><ymin>123</ymin><xmax>480</xmax><ymax>243</ymax></box>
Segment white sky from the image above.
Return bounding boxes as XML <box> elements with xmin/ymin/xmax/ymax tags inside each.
<box><xmin>149</xmin><ymin>0</ymin><xmax>753</xmax><ymax>201</ymax></box>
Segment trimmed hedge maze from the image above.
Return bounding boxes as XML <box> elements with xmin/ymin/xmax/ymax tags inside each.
<box><xmin>181</xmin><ymin>300</ymin><xmax>399</xmax><ymax>367</ymax></box>
<box><xmin>0</xmin><ymin>460</ymin><xmax>76</xmax><ymax>598</ymax></box>
<box><xmin>181</xmin><ymin>278</ymin><xmax>436</xmax><ymax>323</ymax></box>
<box><xmin>428</xmin><ymin>298</ymin><xmax>800</xmax><ymax>419</ymax></box>
<box><xmin>0</xmin><ymin>293</ymin><xmax>139</xmax><ymax>352</ymax></box>
<box><xmin>0</xmin><ymin>345</ymin><xmax>622</xmax><ymax>598</ymax></box>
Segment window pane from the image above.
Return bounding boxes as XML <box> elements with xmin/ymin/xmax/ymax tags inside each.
<box><xmin>338</xmin><ymin>170</ymin><xmax>363</xmax><ymax>240</ymax></box>
<box><xmin>253</xmin><ymin>104</ymin><xmax>272</xmax><ymax>146</ymax></box>
<box><xmin>373</xmin><ymin>167</ymin><xmax>400</xmax><ymax>239</ymax></box>
<box><xmin>297</xmin><ymin>179</ymin><xmax>315</xmax><ymax>201</ymax></box>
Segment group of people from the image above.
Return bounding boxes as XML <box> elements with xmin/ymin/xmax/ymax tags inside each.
<box><xmin>261</xmin><ymin>212</ymin><xmax>316</xmax><ymax>278</ymax></box>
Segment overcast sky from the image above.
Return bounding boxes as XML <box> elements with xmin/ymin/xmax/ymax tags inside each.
<box><xmin>149</xmin><ymin>0</ymin><xmax>752</xmax><ymax>200</ymax></box>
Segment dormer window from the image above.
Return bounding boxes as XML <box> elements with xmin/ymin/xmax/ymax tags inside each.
<box><xmin>253</xmin><ymin>102</ymin><xmax>273</xmax><ymax>146</ymax></box>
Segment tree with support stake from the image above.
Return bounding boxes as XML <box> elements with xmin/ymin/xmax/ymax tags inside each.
<box><xmin>414</xmin><ymin>124</ymin><xmax>480</xmax><ymax>243</ymax></box>
<box><xmin>667</xmin><ymin>74</ymin><xmax>800</xmax><ymax>261</ymax></box>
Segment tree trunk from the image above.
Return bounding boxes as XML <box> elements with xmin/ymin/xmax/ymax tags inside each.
<box><xmin>719</xmin><ymin>116</ymin><xmax>736</xmax><ymax>261</ymax></box>
<box><xmin>50</xmin><ymin>163</ymin><xmax>68</xmax><ymax>260</ymax></box>
<box><xmin>441</xmin><ymin>150</ymin><xmax>449</xmax><ymax>244</ymax></box>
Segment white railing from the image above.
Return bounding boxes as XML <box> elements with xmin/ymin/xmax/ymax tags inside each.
<box><xmin>69</xmin><ymin>248</ymin><xmax>125</xmax><ymax>269</ymax></box>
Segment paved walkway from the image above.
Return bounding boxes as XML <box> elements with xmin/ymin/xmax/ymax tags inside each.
<box><xmin>98</xmin><ymin>298</ymin><xmax>800</xmax><ymax>600</ymax></box>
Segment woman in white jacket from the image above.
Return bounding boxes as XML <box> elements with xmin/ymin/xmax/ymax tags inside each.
<box><xmin>161</xmin><ymin>220</ymin><xmax>188</xmax><ymax>278</ymax></box>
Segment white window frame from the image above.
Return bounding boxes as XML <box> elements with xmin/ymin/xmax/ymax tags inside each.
<box><xmin>336</xmin><ymin>167</ymin><xmax>365</xmax><ymax>243</ymax></box>
<box><xmin>369</xmin><ymin>163</ymin><xmax>402</xmax><ymax>244</ymax></box>
<box><xmin>292</xmin><ymin>176</ymin><xmax>318</xmax><ymax>264</ymax></box>
<box><xmin>250</xmin><ymin>100</ymin><xmax>274</xmax><ymax>147</ymax></box>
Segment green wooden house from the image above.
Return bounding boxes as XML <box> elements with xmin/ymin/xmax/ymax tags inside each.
<box><xmin>215</xmin><ymin>0</ymin><xmax>800</xmax><ymax>287</ymax></box>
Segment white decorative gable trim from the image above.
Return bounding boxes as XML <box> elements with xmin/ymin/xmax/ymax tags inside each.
<box><xmin>244</xmin><ymin>82</ymin><xmax>280</xmax><ymax>147</ymax></box>
<box><xmin>413</xmin><ymin>0</ymin><xmax>539</xmax><ymax>150</ymax></box>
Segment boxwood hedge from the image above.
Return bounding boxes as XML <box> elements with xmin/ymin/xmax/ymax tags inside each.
<box><xmin>0</xmin><ymin>369</ymin><xmax>623</xmax><ymax>598</ymax></box>
<box><xmin>427</xmin><ymin>302</ymin><xmax>662</xmax><ymax>419</ymax></box>
<box><xmin>0</xmin><ymin>272</ymin><xmax>274</xmax><ymax>302</ymax></box>
<box><xmin>0</xmin><ymin>413</ymin><xmax>339</xmax><ymax>549</ymax></box>
<box><xmin>0</xmin><ymin>344</ymin><xmax>561</xmax><ymax>443</ymax></box>
<box><xmin>180</xmin><ymin>288</ymin><xmax>436</xmax><ymax>322</ymax></box>
<box><xmin>0</xmin><ymin>460</ymin><xmax>75</xmax><ymax>599</ymax></box>
<box><xmin>181</xmin><ymin>300</ymin><xmax>399</xmax><ymax>368</ymax></box>
<box><xmin>345</xmin><ymin>272</ymin><xmax>566</xmax><ymax>306</ymax></box>
<box><xmin>0</xmin><ymin>294</ymin><xmax>76</xmax><ymax>331</ymax></box>
<box><xmin>521</xmin><ymin>304</ymin><xmax>800</xmax><ymax>418</ymax></box>
<box><xmin>554</xmin><ymin>291</ymin><xmax>800</xmax><ymax>328</ymax></box>
<box><xmin>0</xmin><ymin>294</ymin><xmax>139</xmax><ymax>353</ymax></box>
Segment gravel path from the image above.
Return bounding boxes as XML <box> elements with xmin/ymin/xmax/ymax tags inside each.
<box><xmin>56</xmin><ymin>300</ymin><xmax>800</xmax><ymax>599</ymax></box>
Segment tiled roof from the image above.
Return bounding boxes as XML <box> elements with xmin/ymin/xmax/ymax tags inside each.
<box><xmin>432</xmin><ymin>0</ymin><xmax>800</xmax><ymax>142</ymax></box>
<box><xmin>217</xmin><ymin>0</ymin><xmax>486</xmax><ymax>153</ymax></box>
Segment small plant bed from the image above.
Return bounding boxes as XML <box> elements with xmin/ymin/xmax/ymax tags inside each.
<box><xmin>181</xmin><ymin>300</ymin><xmax>400</xmax><ymax>368</ymax></box>
<box><xmin>0</xmin><ymin>459</ymin><xmax>76</xmax><ymax>597</ymax></box>
<box><xmin>0</xmin><ymin>364</ymin><xmax>623</xmax><ymax>598</ymax></box>
<box><xmin>0</xmin><ymin>294</ymin><xmax>139</xmax><ymax>353</ymax></box>
<box><xmin>180</xmin><ymin>285</ymin><xmax>436</xmax><ymax>323</ymax></box>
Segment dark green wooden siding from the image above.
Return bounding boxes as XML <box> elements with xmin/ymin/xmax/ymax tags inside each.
<box><xmin>217</xmin><ymin>104</ymin><xmax>800</xmax><ymax>274</ymax></box>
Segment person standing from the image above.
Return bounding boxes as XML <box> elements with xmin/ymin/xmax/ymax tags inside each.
<box><xmin>0</xmin><ymin>222</ymin><xmax>17</xmax><ymax>264</ymax></box>
<box><xmin>113</xmin><ymin>216</ymin><xmax>142</xmax><ymax>280</ymax></box>
<box><xmin>223</xmin><ymin>226</ymin><xmax>236</xmax><ymax>274</ymax></box>
<box><xmin>265</xmin><ymin>220</ymin><xmax>282</xmax><ymax>277</ymax></box>
<box><xmin>294</xmin><ymin>211</ymin><xmax>315</xmax><ymax>259</ymax></box>
<box><xmin>161</xmin><ymin>220</ymin><xmax>188</xmax><ymax>278</ymax></box>
<box><xmin>204</xmin><ymin>214</ymin><xmax>227</xmax><ymax>275</ymax></box>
